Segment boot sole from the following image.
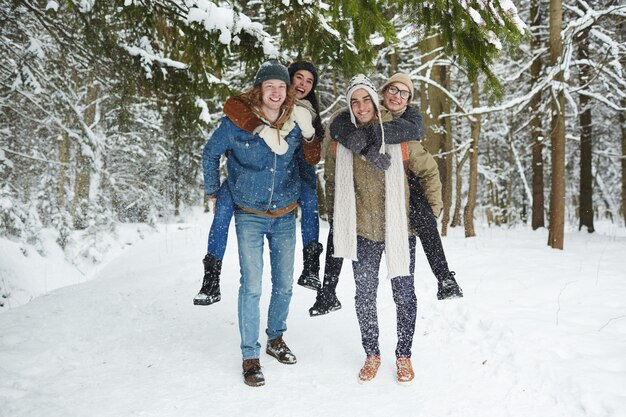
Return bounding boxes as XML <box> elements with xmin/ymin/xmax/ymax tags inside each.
<box><xmin>244</xmin><ymin>379</ymin><xmax>265</xmax><ymax>387</ymax></box>
<box><xmin>357</xmin><ymin>374</ymin><xmax>378</xmax><ymax>384</ymax></box>
<box><xmin>297</xmin><ymin>281</ymin><xmax>321</xmax><ymax>291</ymax></box>
<box><xmin>309</xmin><ymin>304</ymin><xmax>342</xmax><ymax>317</ymax></box>
<box><xmin>193</xmin><ymin>295</ymin><xmax>221</xmax><ymax>305</ymax></box>
<box><xmin>265</xmin><ymin>349</ymin><xmax>297</xmax><ymax>365</ymax></box>
<box><xmin>396</xmin><ymin>378</ymin><xmax>414</xmax><ymax>386</ymax></box>
<box><xmin>437</xmin><ymin>293</ymin><xmax>463</xmax><ymax>301</ymax></box>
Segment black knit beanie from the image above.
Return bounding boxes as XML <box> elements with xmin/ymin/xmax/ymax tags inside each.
<box><xmin>288</xmin><ymin>61</ymin><xmax>318</xmax><ymax>90</ymax></box>
<box><xmin>254</xmin><ymin>59</ymin><xmax>291</xmax><ymax>87</ymax></box>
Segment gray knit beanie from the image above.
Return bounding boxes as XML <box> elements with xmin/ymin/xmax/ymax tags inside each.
<box><xmin>345</xmin><ymin>74</ymin><xmax>380</xmax><ymax>127</ymax></box>
<box><xmin>254</xmin><ymin>59</ymin><xmax>291</xmax><ymax>87</ymax></box>
<box><xmin>345</xmin><ymin>74</ymin><xmax>386</xmax><ymax>152</ymax></box>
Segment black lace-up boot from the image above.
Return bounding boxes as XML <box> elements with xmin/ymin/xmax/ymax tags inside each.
<box><xmin>193</xmin><ymin>254</ymin><xmax>222</xmax><ymax>305</ymax></box>
<box><xmin>297</xmin><ymin>242</ymin><xmax>323</xmax><ymax>290</ymax></box>
<box><xmin>437</xmin><ymin>271</ymin><xmax>463</xmax><ymax>300</ymax></box>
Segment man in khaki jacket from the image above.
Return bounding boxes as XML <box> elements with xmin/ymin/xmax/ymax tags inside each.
<box><xmin>310</xmin><ymin>72</ymin><xmax>463</xmax><ymax>321</ymax></box>
<box><xmin>323</xmin><ymin>74</ymin><xmax>442</xmax><ymax>385</ymax></box>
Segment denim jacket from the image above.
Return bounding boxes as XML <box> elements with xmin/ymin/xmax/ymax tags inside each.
<box><xmin>203</xmin><ymin>116</ymin><xmax>305</xmax><ymax>213</ymax></box>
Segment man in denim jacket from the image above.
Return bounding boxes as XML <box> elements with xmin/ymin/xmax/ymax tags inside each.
<box><xmin>203</xmin><ymin>60</ymin><xmax>310</xmax><ymax>387</ymax></box>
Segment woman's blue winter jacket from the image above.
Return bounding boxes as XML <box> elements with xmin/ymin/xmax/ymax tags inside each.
<box><xmin>203</xmin><ymin>116</ymin><xmax>305</xmax><ymax>213</ymax></box>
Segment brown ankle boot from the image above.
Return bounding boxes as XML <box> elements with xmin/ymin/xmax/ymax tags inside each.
<box><xmin>266</xmin><ymin>335</ymin><xmax>297</xmax><ymax>364</ymax></box>
<box><xmin>396</xmin><ymin>357</ymin><xmax>414</xmax><ymax>385</ymax></box>
<box><xmin>358</xmin><ymin>356</ymin><xmax>381</xmax><ymax>383</ymax></box>
<box><xmin>242</xmin><ymin>359</ymin><xmax>265</xmax><ymax>387</ymax></box>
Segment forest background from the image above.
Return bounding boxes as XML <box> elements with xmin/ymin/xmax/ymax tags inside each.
<box><xmin>1</xmin><ymin>0</ymin><xmax>625</xmax><ymax>299</ymax></box>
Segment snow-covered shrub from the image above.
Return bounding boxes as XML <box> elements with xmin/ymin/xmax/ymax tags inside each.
<box><xmin>0</xmin><ymin>184</ymin><xmax>27</xmax><ymax>240</ymax></box>
<box><xmin>24</xmin><ymin>205</ymin><xmax>45</xmax><ymax>256</ymax></box>
<box><xmin>51</xmin><ymin>208</ymin><xmax>73</xmax><ymax>250</ymax></box>
<box><xmin>74</xmin><ymin>195</ymin><xmax>117</xmax><ymax>264</ymax></box>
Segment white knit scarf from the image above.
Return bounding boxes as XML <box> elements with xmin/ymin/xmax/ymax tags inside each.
<box><xmin>333</xmin><ymin>142</ymin><xmax>410</xmax><ymax>279</ymax></box>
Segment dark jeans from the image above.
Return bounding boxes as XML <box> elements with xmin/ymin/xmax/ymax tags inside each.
<box><xmin>408</xmin><ymin>173</ymin><xmax>451</xmax><ymax>281</ymax></box>
<box><xmin>322</xmin><ymin>180</ymin><xmax>451</xmax><ymax>292</ymax></box>
<box><xmin>352</xmin><ymin>235</ymin><xmax>417</xmax><ymax>358</ymax></box>
<box><xmin>322</xmin><ymin>223</ymin><xmax>343</xmax><ymax>290</ymax></box>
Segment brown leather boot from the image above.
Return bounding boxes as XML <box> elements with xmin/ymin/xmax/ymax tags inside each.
<box><xmin>242</xmin><ymin>359</ymin><xmax>265</xmax><ymax>387</ymax></box>
<box><xmin>396</xmin><ymin>357</ymin><xmax>415</xmax><ymax>385</ymax></box>
<box><xmin>266</xmin><ymin>335</ymin><xmax>297</xmax><ymax>364</ymax></box>
<box><xmin>358</xmin><ymin>356</ymin><xmax>381</xmax><ymax>384</ymax></box>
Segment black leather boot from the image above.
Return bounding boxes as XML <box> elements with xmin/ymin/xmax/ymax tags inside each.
<box><xmin>437</xmin><ymin>271</ymin><xmax>463</xmax><ymax>300</ymax></box>
<box><xmin>193</xmin><ymin>254</ymin><xmax>222</xmax><ymax>305</ymax></box>
<box><xmin>297</xmin><ymin>242</ymin><xmax>323</xmax><ymax>291</ymax></box>
<box><xmin>308</xmin><ymin>286</ymin><xmax>342</xmax><ymax>317</ymax></box>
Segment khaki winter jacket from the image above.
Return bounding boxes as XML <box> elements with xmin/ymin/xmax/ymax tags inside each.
<box><xmin>324</xmin><ymin>106</ymin><xmax>442</xmax><ymax>242</ymax></box>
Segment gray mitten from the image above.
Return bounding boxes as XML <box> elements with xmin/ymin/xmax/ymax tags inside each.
<box><xmin>359</xmin><ymin>129</ymin><xmax>391</xmax><ymax>171</ymax></box>
<box><xmin>341</xmin><ymin>129</ymin><xmax>369</xmax><ymax>154</ymax></box>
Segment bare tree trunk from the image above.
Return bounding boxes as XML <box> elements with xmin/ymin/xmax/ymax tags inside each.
<box><xmin>485</xmin><ymin>135</ymin><xmax>495</xmax><ymax>226</ymax></box>
<box><xmin>617</xmin><ymin>17</ymin><xmax>626</xmax><ymax>223</ymax></box>
<box><xmin>441</xmin><ymin>66</ymin><xmax>453</xmax><ymax>236</ymax></box>
<box><xmin>389</xmin><ymin>51</ymin><xmax>399</xmax><ymax>74</ymax></box>
<box><xmin>464</xmin><ymin>81</ymin><xmax>481</xmax><ymax>237</ymax></box>
<box><xmin>577</xmin><ymin>28</ymin><xmax>594</xmax><ymax>233</ymax></box>
<box><xmin>420</xmin><ymin>33</ymin><xmax>452</xmax><ymax>236</ymax></box>
<box><xmin>57</xmin><ymin>131</ymin><xmax>70</xmax><ymax>209</ymax></box>
<box><xmin>385</xmin><ymin>6</ymin><xmax>399</xmax><ymax>75</ymax></box>
<box><xmin>173</xmin><ymin>143</ymin><xmax>181</xmax><ymax>216</ymax></box>
<box><xmin>548</xmin><ymin>0</ymin><xmax>566</xmax><ymax>249</ymax></box>
<box><xmin>530</xmin><ymin>0</ymin><xmax>545</xmax><ymax>230</ymax></box>
<box><xmin>451</xmin><ymin>147</ymin><xmax>468</xmax><ymax>228</ymax></box>
<box><xmin>71</xmin><ymin>82</ymin><xmax>98</xmax><ymax>229</ymax></box>
<box><xmin>619</xmin><ymin>99</ymin><xmax>626</xmax><ymax>223</ymax></box>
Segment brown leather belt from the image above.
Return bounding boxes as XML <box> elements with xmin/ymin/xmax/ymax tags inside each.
<box><xmin>239</xmin><ymin>200</ymin><xmax>299</xmax><ymax>218</ymax></box>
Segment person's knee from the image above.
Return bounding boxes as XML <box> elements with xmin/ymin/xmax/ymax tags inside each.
<box><xmin>354</xmin><ymin>284</ymin><xmax>377</xmax><ymax>305</ymax></box>
<box><xmin>271</xmin><ymin>285</ymin><xmax>293</xmax><ymax>298</ymax></box>
<box><xmin>240</xmin><ymin>275</ymin><xmax>263</xmax><ymax>297</ymax></box>
<box><xmin>392</xmin><ymin>277</ymin><xmax>416</xmax><ymax>303</ymax></box>
<box><xmin>393</xmin><ymin>290</ymin><xmax>416</xmax><ymax>307</ymax></box>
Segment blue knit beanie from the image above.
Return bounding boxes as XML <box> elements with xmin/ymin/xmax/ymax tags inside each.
<box><xmin>254</xmin><ymin>60</ymin><xmax>291</xmax><ymax>87</ymax></box>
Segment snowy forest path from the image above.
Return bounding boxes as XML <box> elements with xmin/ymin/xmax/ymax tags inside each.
<box><xmin>1</xmin><ymin>213</ymin><xmax>625</xmax><ymax>417</ymax></box>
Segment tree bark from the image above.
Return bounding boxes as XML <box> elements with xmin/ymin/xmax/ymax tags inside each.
<box><xmin>464</xmin><ymin>81</ymin><xmax>481</xmax><ymax>237</ymax></box>
<box><xmin>441</xmin><ymin>66</ymin><xmax>453</xmax><ymax>237</ymax></box>
<box><xmin>617</xmin><ymin>17</ymin><xmax>626</xmax><ymax>223</ymax></box>
<box><xmin>450</xmin><ymin>146</ymin><xmax>467</xmax><ymax>228</ymax></box>
<box><xmin>389</xmin><ymin>51</ymin><xmax>399</xmax><ymax>74</ymax></box>
<box><xmin>548</xmin><ymin>0</ymin><xmax>566</xmax><ymax>249</ymax></box>
<box><xmin>420</xmin><ymin>33</ymin><xmax>452</xmax><ymax>236</ymax></box>
<box><xmin>530</xmin><ymin>0</ymin><xmax>545</xmax><ymax>230</ymax></box>
<box><xmin>619</xmin><ymin>95</ymin><xmax>626</xmax><ymax>223</ymax></box>
<box><xmin>386</xmin><ymin>6</ymin><xmax>399</xmax><ymax>74</ymax></box>
<box><xmin>173</xmin><ymin>142</ymin><xmax>181</xmax><ymax>216</ymax></box>
<box><xmin>577</xmin><ymin>28</ymin><xmax>594</xmax><ymax>233</ymax></box>
<box><xmin>58</xmin><ymin>131</ymin><xmax>70</xmax><ymax>209</ymax></box>
<box><xmin>71</xmin><ymin>82</ymin><xmax>98</xmax><ymax>229</ymax></box>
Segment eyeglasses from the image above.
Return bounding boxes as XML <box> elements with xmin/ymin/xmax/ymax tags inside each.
<box><xmin>386</xmin><ymin>85</ymin><xmax>411</xmax><ymax>100</ymax></box>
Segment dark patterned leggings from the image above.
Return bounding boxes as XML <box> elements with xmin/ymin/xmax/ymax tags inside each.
<box><xmin>352</xmin><ymin>235</ymin><xmax>417</xmax><ymax>358</ymax></box>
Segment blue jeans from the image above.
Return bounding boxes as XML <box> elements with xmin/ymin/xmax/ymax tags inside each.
<box><xmin>299</xmin><ymin>169</ymin><xmax>319</xmax><ymax>247</ymax></box>
<box><xmin>207</xmin><ymin>178</ymin><xmax>319</xmax><ymax>259</ymax></box>
<box><xmin>206</xmin><ymin>183</ymin><xmax>234</xmax><ymax>260</ymax></box>
<box><xmin>234</xmin><ymin>210</ymin><xmax>296</xmax><ymax>360</ymax></box>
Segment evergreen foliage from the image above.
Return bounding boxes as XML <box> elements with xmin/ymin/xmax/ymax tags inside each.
<box><xmin>0</xmin><ymin>0</ymin><xmax>624</xmax><ymax>258</ymax></box>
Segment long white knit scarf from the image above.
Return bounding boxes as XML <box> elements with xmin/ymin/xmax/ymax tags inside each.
<box><xmin>333</xmin><ymin>144</ymin><xmax>357</xmax><ymax>260</ymax></box>
<box><xmin>333</xmin><ymin>143</ymin><xmax>410</xmax><ymax>279</ymax></box>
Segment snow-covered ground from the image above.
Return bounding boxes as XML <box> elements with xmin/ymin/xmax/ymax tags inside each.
<box><xmin>1</xmin><ymin>209</ymin><xmax>625</xmax><ymax>417</ymax></box>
